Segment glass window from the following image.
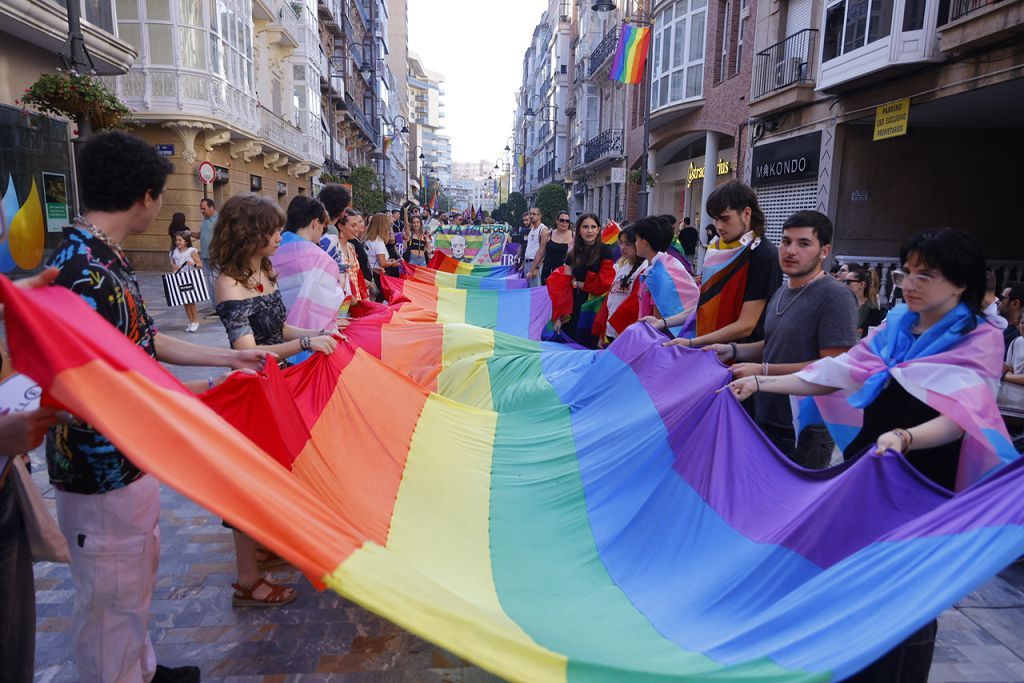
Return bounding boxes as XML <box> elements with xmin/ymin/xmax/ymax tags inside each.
<box><xmin>148</xmin><ymin>25</ymin><xmax>174</xmax><ymax>64</ymax></box>
<box><xmin>179</xmin><ymin>0</ymin><xmax>202</xmax><ymax>25</ymax></box>
<box><xmin>686</xmin><ymin>63</ymin><xmax>703</xmax><ymax>97</ymax></box>
<box><xmin>117</xmin><ymin>23</ymin><xmax>141</xmax><ymax>51</ymax></box>
<box><xmin>180</xmin><ymin>27</ymin><xmax>206</xmax><ymax>69</ymax></box>
<box><xmin>902</xmin><ymin>0</ymin><xmax>925</xmax><ymax>29</ymax></box>
<box><xmin>652</xmin><ymin>0</ymin><xmax>706</xmax><ymax>110</ymax></box>
<box><xmin>823</xmin><ymin>0</ymin><xmax>895</xmax><ymax>61</ymax></box>
<box><xmin>116</xmin><ymin>0</ymin><xmax>138</xmax><ymax>20</ymax></box>
<box><xmin>146</xmin><ymin>0</ymin><xmax>169</xmax><ymax>20</ymax></box>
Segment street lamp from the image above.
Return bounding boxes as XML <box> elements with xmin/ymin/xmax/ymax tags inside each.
<box><xmin>381</xmin><ymin>113</ymin><xmax>408</xmax><ymax>207</ymax></box>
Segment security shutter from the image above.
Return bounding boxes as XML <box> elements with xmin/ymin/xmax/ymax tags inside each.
<box><xmin>784</xmin><ymin>0</ymin><xmax>813</xmax><ymax>35</ymax></box>
<box><xmin>756</xmin><ymin>179</ymin><xmax>817</xmax><ymax>246</ymax></box>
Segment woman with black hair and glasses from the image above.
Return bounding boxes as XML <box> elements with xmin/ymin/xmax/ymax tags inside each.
<box><xmin>530</xmin><ymin>210</ymin><xmax>573</xmax><ymax>284</ymax></box>
<box><xmin>844</xmin><ymin>267</ymin><xmax>886</xmax><ymax>337</ymax></box>
<box><xmin>726</xmin><ymin>228</ymin><xmax>1017</xmax><ymax>682</ymax></box>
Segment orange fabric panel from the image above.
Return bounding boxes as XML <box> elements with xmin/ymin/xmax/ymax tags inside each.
<box><xmin>291</xmin><ymin>349</ymin><xmax>430</xmax><ymax>546</ymax></box>
<box><xmin>380</xmin><ymin>323</ymin><xmax>445</xmax><ymax>393</ymax></box>
<box><xmin>52</xmin><ymin>362</ymin><xmax>358</xmax><ymax>584</ymax></box>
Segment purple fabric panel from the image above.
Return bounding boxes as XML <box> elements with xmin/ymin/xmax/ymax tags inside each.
<box><xmin>528</xmin><ymin>286</ymin><xmax>552</xmax><ymax>341</ymax></box>
<box><xmin>608</xmin><ymin>323</ymin><xmax>950</xmax><ymax>568</ymax></box>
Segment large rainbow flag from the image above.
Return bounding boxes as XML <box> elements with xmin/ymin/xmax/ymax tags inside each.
<box><xmin>404</xmin><ymin>262</ymin><xmax>529</xmax><ymax>290</ymax></box>
<box><xmin>383</xmin><ymin>275</ymin><xmax>551</xmax><ymax>340</ymax></box>
<box><xmin>5</xmin><ymin>276</ymin><xmax>1024</xmax><ymax>682</ymax></box>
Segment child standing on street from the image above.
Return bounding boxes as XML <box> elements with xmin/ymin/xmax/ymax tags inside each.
<box><xmin>171</xmin><ymin>230</ymin><xmax>203</xmax><ymax>332</ymax></box>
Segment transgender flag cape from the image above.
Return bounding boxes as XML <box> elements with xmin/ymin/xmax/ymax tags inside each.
<box><xmin>9</xmin><ymin>275</ymin><xmax>1024</xmax><ymax>682</ymax></box>
<box><xmin>272</xmin><ymin>231</ymin><xmax>344</xmax><ymax>329</ymax></box>
<box><xmin>796</xmin><ymin>303</ymin><xmax>1018</xmax><ymax>490</ymax></box>
<box><xmin>640</xmin><ymin>252</ymin><xmax>699</xmax><ymax>336</ymax></box>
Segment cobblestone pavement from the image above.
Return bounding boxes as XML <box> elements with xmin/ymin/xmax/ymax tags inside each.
<box><xmin>25</xmin><ymin>272</ymin><xmax>1024</xmax><ymax>682</ymax></box>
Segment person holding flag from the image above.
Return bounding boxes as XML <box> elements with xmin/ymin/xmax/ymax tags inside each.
<box><xmin>659</xmin><ymin>180</ymin><xmax>781</xmax><ymax>345</ymax></box>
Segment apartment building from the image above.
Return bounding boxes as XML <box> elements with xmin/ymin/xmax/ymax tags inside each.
<box><xmin>746</xmin><ymin>0</ymin><xmax>1024</xmax><ymax>269</ymax></box>
<box><xmin>513</xmin><ymin>0</ymin><xmax>573</xmax><ymax>203</ymax></box>
<box><xmin>409</xmin><ymin>52</ymin><xmax>452</xmax><ymax>190</ymax></box>
<box><xmin>0</xmin><ymin>0</ymin><xmax>136</xmax><ymax>261</ymax></box>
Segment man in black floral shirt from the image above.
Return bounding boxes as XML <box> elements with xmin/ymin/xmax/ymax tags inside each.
<box><xmin>46</xmin><ymin>132</ymin><xmax>269</xmax><ymax>683</ymax></box>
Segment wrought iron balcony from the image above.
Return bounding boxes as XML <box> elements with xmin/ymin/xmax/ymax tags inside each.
<box><xmin>752</xmin><ymin>29</ymin><xmax>817</xmax><ymax>100</ymax></box>
<box><xmin>589</xmin><ymin>26</ymin><xmax>620</xmax><ymax>77</ymax></box>
<box><xmin>584</xmin><ymin>129</ymin><xmax>624</xmax><ymax>165</ymax></box>
<box><xmin>949</xmin><ymin>0</ymin><xmax>1008</xmax><ymax>21</ymax></box>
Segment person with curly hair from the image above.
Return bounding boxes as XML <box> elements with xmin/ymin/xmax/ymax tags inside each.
<box><xmin>210</xmin><ymin>194</ymin><xmax>340</xmax><ymax>608</ymax></box>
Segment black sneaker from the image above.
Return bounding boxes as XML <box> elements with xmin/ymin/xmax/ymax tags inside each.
<box><xmin>153</xmin><ymin>664</ymin><xmax>201</xmax><ymax>683</ymax></box>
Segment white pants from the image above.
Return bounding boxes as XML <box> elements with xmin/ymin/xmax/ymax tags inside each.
<box><xmin>57</xmin><ymin>475</ymin><xmax>160</xmax><ymax>683</ymax></box>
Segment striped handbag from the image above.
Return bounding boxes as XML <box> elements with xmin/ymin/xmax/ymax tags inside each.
<box><xmin>162</xmin><ymin>266</ymin><xmax>210</xmax><ymax>306</ymax></box>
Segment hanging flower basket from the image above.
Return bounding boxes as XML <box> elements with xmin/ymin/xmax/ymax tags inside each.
<box><xmin>20</xmin><ymin>70</ymin><xmax>135</xmax><ymax>131</ymax></box>
<box><xmin>627</xmin><ymin>169</ymin><xmax>656</xmax><ymax>187</ymax></box>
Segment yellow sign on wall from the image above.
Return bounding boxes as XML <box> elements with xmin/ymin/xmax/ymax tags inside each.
<box><xmin>873</xmin><ymin>98</ymin><xmax>911</xmax><ymax>141</ymax></box>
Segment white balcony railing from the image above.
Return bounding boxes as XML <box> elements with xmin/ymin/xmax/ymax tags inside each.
<box><xmin>259</xmin><ymin>105</ymin><xmax>308</xmax><ymax>160</ymax></box>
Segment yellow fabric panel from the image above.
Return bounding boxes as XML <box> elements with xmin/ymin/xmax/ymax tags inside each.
<box><xmin>435</xmin><ymin>286</ymin><xmax>468</xmax><ymax>324</ymax></box>
<box><xmin>433</xmin><ymin>271</ymin><xmax>459</xmax><ymax>288</ymax></box>
<box><xmin>439</xmin><ymin>324</ymin><xmax>496</xmax><ymax>410</ymax></box>
<box><xmin>326</xmin><ymin>545</ymin><xmax>567</xmax><ymax>683</ymax></box>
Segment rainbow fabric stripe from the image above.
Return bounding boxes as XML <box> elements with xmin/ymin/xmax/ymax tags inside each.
<box><xmin>600</xmin><ymin>222</ymin><xmax>621</xmax><ymax>245</ymax></box>
<box><xmin>7</xmin><ymin>277</ymin><xmax>1024</xmax><ymax>683</ymax></box>
<box><xmin>384</xmin><ymin>275</ymin><xmax>551</xmax><ymax>340</ymax></box>
<box><xmin>610</xmin><ymin>23</ymin><xmax>652</xmax><ymax>85</ymax></box>
<box><xmin>404</xmin><ymin>263</ymin><xmax>528</xmax><ymax>290</ymax></box>
<box><xmin>428</xmin><ymin>251</ymin><xmax>518</xmax><ymax>277</ymax></box>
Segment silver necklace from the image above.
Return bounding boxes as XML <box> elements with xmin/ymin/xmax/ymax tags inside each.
<box><xmin>775</xmin><ymin>271</ymin><xmax>825</xmax><ymax>316</ymax></box>
<box><xmin>74</xmin><ymin>216</ymin><xmax>126</xmax><ymax>259</ymax></box>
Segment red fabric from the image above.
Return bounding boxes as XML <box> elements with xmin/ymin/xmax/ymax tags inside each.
<box><xmin>546</xmin><ymin>270</ymin><xmax>574</xmax><ymax>320</ymax></box>
<box><xmin>608</xmin><ymin>283</ymin><xmax>642</xmax><ymax>336</ymax></box>
<box><xmin>583</xmin><ymin>258</ymin><xmax>616</xmax><ymax>296</ymax></box>
<box><xmin>201</xmin><ymin>363</ymin><xmax>306</xmax><ymax>470</ymax></box>
<box><xmin>593</xmin><ymin>298</ymin><xmax>611</xmax><ymax>339</ymax></box>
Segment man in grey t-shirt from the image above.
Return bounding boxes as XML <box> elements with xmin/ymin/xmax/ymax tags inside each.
<box><xmin>706</xmin><ymin>211</ymin><xmax>858</xmax><ymax>468</ymax></box>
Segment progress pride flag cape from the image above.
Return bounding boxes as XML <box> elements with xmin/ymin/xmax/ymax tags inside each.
<box><xmin>8</xmin><ymin>276</ymin><xmax>1024</xmax><ymax>682</ymax></box>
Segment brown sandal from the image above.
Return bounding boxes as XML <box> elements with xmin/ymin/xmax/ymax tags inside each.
<box><xmin>231</xmin><ymin>577</ymin><xmax>297</xmax><ymax>607</ymax></box>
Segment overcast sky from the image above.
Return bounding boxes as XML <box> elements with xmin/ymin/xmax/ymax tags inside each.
<box><xmin>407</xmin><ymin>0</ymin><xmax>548</xmax><ymax>163</ymax></box>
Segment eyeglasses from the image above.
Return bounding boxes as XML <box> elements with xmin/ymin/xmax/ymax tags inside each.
<box><xmin>557</xmin><ymin>218</ymin><xmax>570</xmax><ymax>223</ymax></box>
<box><xmin>890</xmin><ymin>270</ymin><xmax>938</xmax><ymax>289</ymax></box>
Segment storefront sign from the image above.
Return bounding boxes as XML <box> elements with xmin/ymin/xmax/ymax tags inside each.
<box><xmin>41</xmin><ymin>172</ymin><xmax>69</xmax><ymax>233</ymax></box>
<box><xmin>156</xmin><ymin>144</ymin><xmax>175</xmax><ymax>157</ymax></box>
<box><xmin>610</xmin><ymin>167</ymin><xmax>627</xmax><ymax>184</ymax></box>
<box><xmin>873</xmin><ymin>98</ymin><xmax>910</xmax><ymax>141</ymax></box>
<box><xmin>686</xmin><ymin>159</ymin><xmax>732</xmax><ymax>188</ymax></box>
<box><xmin>751</xmin><ymin>132</ymin><xmax>821</xmax><ymax>187</ymax></box>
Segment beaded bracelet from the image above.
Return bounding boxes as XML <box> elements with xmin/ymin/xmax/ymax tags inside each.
<box><xmin>729</xmin><ymin>342</ymin><xmax>738</xmax><ymax>361</ymax></box>
<box><xmin>300</xmin><ymin>336</ymin><xmax>311</xmax><ymax>351</ymax></box>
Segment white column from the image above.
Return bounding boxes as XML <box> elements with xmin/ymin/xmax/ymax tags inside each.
<box><xmin>696</xmin><ymin>131</ymin><xmax>720</xmax><ymax>273</ymax></box>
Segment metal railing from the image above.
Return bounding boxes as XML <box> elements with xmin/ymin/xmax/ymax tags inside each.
<box><xmin>948</xmin><ymin>0</ymin><xmax>1006</xmax><ymax>21</ymax></box>
<box><xmin>835</xmin><ymin>256</ymin><xmax>1024</xmax><ymax>304</ymax></box>
<box><xmin>275</xmin><ymin>0</ymin><xmax>302</xmax><ymax>45</ymax></box>
<box><xmin>259</xmin><ymin>105</ymin><xmax>307</xmax><ymax>160</ymax></box>
<box><xmin>589</xmin><ymin>26</ymin><xmax>620</xmax><ymax>77</ymax></box>
<box><xmin>347</xmin><ymin>103</ymin><xmax>376</xmax><ymax>141</ymax></box>
<box><xmin>752</xmin><ymin>29</ymin><xmax>817</xmax><ymax>100</ymax></box>
<box><xmin>536</xmin><ymin>158</ymin><xmax>556</xmax><ymax>183</ymax></box>
<box><xmin>584</xmin><ymin>129</ymin><xmax>624</xmax><ymax>165</ymax></box>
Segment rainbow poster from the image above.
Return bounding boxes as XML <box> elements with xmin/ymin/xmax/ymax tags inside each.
<box><xmin>5</xmin><ymin>276</ymin><xmax>1024</xmax><ymax>682</ymax></box>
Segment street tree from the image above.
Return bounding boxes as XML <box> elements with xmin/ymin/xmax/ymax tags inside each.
<box><xmin>535</xmin><ymin>184</ymin><xmax>568</xmax><ymax>228</ymax></box>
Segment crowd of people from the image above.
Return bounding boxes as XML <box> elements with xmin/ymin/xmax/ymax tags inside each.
<box><xmin>0</xmin><ymin>130</ymin><xmax>1021</xmax><ymax>683</ymax></box>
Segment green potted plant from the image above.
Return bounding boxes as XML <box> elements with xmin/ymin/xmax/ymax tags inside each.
<box><xmin>19</xmin><ymin>69</ymin><xmax>134</xmax><ymax>131</ymax></box>
<box><xmin>627</xmin><ymin>169</ymin><xmax>656</xmax><ymax>187</ymax></box>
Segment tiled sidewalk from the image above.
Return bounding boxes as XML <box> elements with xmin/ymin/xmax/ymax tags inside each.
<box><xmin>26</xmin><ymin>272</ymin><xmax>1024</xmax><ymax>682</ymax></box>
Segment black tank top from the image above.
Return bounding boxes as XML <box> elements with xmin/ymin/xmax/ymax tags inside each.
<box><xmin>542</xmin><ymin>241</ymin><xmax>570</xmax><ymax>283</ymax></box>
<box><xmin>843</xmin><ymin>380</ymin><xmax>963</xmax><ymax>490</ymax></box>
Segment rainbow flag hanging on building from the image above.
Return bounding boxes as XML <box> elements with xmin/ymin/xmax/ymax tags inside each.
<box><xmin>427</xmin><ymin>193</ymin><xmax>437</xmax><ymax>210</ymax></box>
<box><xmin>610</xmin><ymin>23</ymin><xmax>652</xmax><ymax>85</ymax></box>
<box><xmin>6</xmin><ymin>275</ymin><xmax>1024</xmax><ymax>683</ymax></box>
